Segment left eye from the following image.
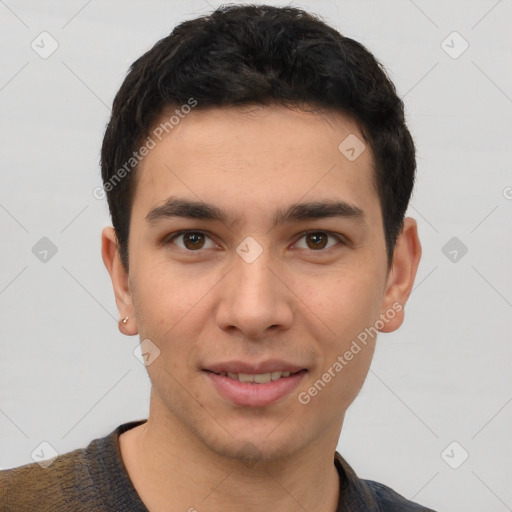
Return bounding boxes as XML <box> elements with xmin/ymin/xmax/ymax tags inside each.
<box><xmin>294</xmin><ymin>231</ymin><xmax>342</xmax><ymax>251</ymax></box>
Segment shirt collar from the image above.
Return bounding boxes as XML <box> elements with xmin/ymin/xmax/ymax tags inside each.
<box><xmin>334</xmin><ymin>451</ymin><xmax>381</xmax><ymax>511</ymax></box>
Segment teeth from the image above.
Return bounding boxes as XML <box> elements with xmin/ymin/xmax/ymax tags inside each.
<box><xmin>221</xmin><ymin>371</ymin><xmax>294</xmax><ymax>383</ymax></box>
<box><xmin>254</xmin><ymin>373</ymin><xmax>272</xmax><ymax>384</ymax></box>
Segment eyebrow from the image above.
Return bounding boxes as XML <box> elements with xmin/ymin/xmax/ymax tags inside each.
<box><xmin>145</xmin><ymin>196</ymin><xmax>366</xmax><ymax>229</ymax></box>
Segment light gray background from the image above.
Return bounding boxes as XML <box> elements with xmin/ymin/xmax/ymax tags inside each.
<box><xmin>1</xmin><ymin>1</ymin><xmax>511</xmax><ymax>510</ymax></box>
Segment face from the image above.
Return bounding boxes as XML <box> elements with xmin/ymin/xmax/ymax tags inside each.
<box><xmin>105</xmin><ymin>105</ymin><xmax>419</xmax><ymax>463</ymax></box>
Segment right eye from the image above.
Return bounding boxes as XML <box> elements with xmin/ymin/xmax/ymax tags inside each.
<box><xmin>164</xmin><ymin>230</ymin><xmax>219</xmax><ymax>251</ymax></box>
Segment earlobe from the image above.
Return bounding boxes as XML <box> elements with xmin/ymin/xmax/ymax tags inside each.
<box><xmin>378</xmin><ymin>217</ymin><xmax>422</xmax><ymax>333</ymax></box>
<box><xmin>101</xmin><ymin>227</ymin><xmax>138</xmax><ymax>336</ymax></box>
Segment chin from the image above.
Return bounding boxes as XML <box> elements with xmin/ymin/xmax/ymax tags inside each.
<box><xmin>195</xmin><ymin>418</ymin><xmax>312</xmax><ymax>465</ymax></box>
<box><xmin>209</xmin><ymin>437</ymin><xmax>295</xmax><ymax>465</ymax></box>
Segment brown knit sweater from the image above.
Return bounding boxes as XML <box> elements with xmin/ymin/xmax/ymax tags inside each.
<box><xmin>1</xmin><ymin>419</ymin><xmax>436</xmax><ymax>511</ymax></box>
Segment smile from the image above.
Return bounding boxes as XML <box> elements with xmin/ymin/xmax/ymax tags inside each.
<box><xmin>204</xmin><ymin>368</ymin><xmax>307</xmax><ymax>407</ymax></box>
<box><xmin>211</xmin><ymin>370</ymin><xmax>300</xmax><ymax>383</ymax></box>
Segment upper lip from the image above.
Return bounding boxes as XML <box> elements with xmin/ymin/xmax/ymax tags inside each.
<box><xmin>204</xmin><ymin>359</ymin><xmax>306</xmax><ymax>374</ymax></box>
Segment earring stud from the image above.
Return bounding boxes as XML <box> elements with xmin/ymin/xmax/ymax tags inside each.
<box><xmin>122</xmin><ymin>317</ymin><xmax>128</xmax><ymax>324</ymax></box>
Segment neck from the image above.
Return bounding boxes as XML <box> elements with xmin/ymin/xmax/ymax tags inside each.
<box><xmin>120</xmin><ymin>405</ymin><xmax>342</xmax><ymax>512</ymax></box>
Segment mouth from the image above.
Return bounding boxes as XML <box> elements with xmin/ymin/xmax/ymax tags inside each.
<box><xmin>203</xmin><ymin>363</ymin><xmax>308</xmax><ymax>407</ymax></box>
<box><xmin>206</xmin><ymin>369</ymin><xmax>305</xmax><ymax>384</ymax></box>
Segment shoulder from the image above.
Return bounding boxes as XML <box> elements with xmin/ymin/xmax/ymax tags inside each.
<box><xmin>334</xmin><ymin>452</ymin><xmax>437</xmax><ymax>512</ymax></box>
<box><xmin>1</xmin><ymin>420</ymin><xmax>148</xmax><ymax>512</ymax></box>
<box><xmin>1</xmin><ymin>447</ymin><xmax>91</xmax><ymax>511</ymax></box>
<box><xmin>363</xmin><ymin>479</ymin><xmax>437</xmax><ymax>512</ymax></box>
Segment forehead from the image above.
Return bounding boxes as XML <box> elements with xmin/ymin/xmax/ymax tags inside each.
<box><xmin>131</xmin><ymin>105</ymin><xmax>379</xmax><ymax>227</ymax></box>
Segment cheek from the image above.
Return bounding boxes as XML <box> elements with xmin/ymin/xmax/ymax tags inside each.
<box><xmin>302</xmin><ymin>263</ymin><xmax>385</xmax><ymax>343</ymax></box>
<box><xmin>313</xmin><ymin>266</ymin><xmax>383</xmax><ymax>403</ymax></box>
<box><xmin>130</xmin><ymin>261</ymin><xmax>224</xmax><ymax>381</ymax></box>
<box><xmin>298</xmin><ymin>278</ymin><xmax>379</xmax><ymax>414</ymax></box>
<box><xmin>131</xmin><ymin>256</ymin><xmax>207</xmax><ymax>330</ymax></box>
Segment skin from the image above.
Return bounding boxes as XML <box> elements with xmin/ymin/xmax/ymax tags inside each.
<box><xmin>102</xmin><ymin>105</ymin><xmax>421</xmax><ymax>512</ymax></box>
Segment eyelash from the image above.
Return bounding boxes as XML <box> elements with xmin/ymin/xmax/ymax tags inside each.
<box><xmin>163</xmin><ymin>230</ymin><xmax>346</xmax><ymax>252</ymax></box>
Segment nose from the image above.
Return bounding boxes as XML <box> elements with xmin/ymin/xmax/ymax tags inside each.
<box><xmin>215</xmin><ymin>248</ymin><xmax>294</xmax><ymax>340</ymax></box>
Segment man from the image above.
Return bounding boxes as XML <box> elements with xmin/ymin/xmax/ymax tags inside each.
<box><xmin>1</xmin><ymin>4</ymin><xmax>434</xmax><ymax>511</ymax></box>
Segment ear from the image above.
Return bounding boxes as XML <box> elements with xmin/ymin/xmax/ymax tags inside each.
<box><xmin>378</xmin><ymin>217</ymin><xmax>422</xmax><ymax>333</ymax></box>
<box><xmin>101</xmin><ymin>226</ymin><xmax>138</xmax><ymax>336</ymax></box>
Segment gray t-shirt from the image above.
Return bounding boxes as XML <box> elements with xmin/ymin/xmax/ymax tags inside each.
<box><xmin>0</xmin><ymin>419</ymin><xmax>436</xmax><ymax>511</ymax></box>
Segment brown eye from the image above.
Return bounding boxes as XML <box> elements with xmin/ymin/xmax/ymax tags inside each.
<box><xmin>306</xmin><ymin>232</ymin><xmax>328</xmax><ymax>249</ymax></box>
<box><xmin>167</xmin><ymin>231</ymin><xmax>217</xmax><ymax>251</ymax></box>
<box><xmin>182</xmin><ymin>232</ymin><xmax>205</xmax><ymax>250</ymax></box>
<box><xmin>294</xmin><ymin>231</ymin><xmax>342</xmax><ymax>251</ymax></box>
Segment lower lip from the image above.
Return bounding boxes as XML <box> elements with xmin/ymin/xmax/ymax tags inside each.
<box><xmin>204</xmin><ymin>370</ymin><xmax>307</xmax><ymax>407</ymax></box>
